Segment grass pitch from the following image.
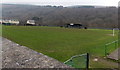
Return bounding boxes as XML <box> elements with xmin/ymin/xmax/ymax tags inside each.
<box><xmin>2</xmin><ymin>26</ymin><xmax>118</xmax><ymax>68</ymax></box>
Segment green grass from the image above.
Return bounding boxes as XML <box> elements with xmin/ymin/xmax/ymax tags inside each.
<box><xmin>2</xmin><ymin>26</ymin><xmax>119</xmax><ymax>68</ymax></box>
<box><xmin>0</xmin><ymin>24</ymin><xmax>2</xmax><ymax>36</ymax></box>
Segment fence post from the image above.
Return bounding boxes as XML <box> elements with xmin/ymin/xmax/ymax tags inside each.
<box><xmin>86</xmin><ymin>53</ymin><xmax>89</xmax><ymax>70</ymax></box>
<box><xmin>115</xmin><ymin>41</ymin><xmax>117</xmax><ymax>49</ymax></box>
<box><xmin>105</xmin><ymin>45</ymin><xmax>107</xmax><ymax>56</ymax></box>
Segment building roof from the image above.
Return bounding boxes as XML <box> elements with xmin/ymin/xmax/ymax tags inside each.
<box><xmin>27</xmin><ymin>20</ymin><xmax>35</xmax><ymax>25</ymax></box>
<box><xmin>27</xmin><ymin>20</ymin><xmax>35</xmax><ymax>23</ymax></box>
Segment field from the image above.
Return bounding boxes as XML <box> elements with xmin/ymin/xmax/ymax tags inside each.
<box><xmin>2</xmin><ymin>26</ymin><xmax>118</xmax><ymax>68</ymax></box>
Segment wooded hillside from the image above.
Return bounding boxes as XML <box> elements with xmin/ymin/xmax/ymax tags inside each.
<box><xmin>2</xmin><ymin>4</ymin><xmax>118</xmax><ymax>28</ymax></box>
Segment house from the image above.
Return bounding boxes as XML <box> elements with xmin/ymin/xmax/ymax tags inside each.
<box><xmin>26</xmin><ymin>20</ymin><xmax>35</xmax><ymax>25</ymax></box>
<box><xmin>9</xmin><ymin>20</ymin><xmax>19</xmax><ymax>25</ymax></box>
<box><xmin>0</xmin><ymin>19</ymin><xmax>2</xmax><ymax>24</ymax></box>
<box><xmin>2</xmin><ymin>20</ymin><xmax>10</xmax><ymax>25</ymax></box>
<box><xmin>1</xmin><ymin>19</ymin><xmax>19</xmax><ymax>25</ymax></box>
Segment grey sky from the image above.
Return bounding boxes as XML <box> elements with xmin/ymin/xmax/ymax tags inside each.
<box><xmin>2</xmin><ymin>0</ymin><xmax>120</xmax><ymax>6</ymax></box>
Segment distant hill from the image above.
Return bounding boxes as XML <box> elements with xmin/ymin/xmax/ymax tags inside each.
<box><xmin>2</xmin><ymin>4</ymin><xmax>118</xmax><ymax>28</ymax></box>
<box><xmin>67</xmin><ymin>5</ymin><xmax>95</xmax><ymax>8</ymax></box>
<box><xmin>66</xmin><ymin>5</ymin><xmax>117</xmax><ymax>8</ymax></box>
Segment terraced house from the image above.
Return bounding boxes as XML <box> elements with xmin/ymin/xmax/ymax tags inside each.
<box><xmin>1</xmin><ymin>19</ymin><xmax>19</xmax><ymax>25</ymax></box>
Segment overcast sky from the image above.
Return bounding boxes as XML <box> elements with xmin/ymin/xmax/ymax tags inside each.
<box><xmin>1</xmin><ymin>0</ymin><xmax>120</xmax><ymax>6</ymax></box>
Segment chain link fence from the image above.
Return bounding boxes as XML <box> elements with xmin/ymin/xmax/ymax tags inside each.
<box><xmin>64</xmin><ymin>53</ymin><xmax>89</xmax><ymax>68</ymax></box>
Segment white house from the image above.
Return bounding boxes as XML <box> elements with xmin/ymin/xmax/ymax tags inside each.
<box><xmin>0</xmin><ymin>19</ymin><xmax>2</xmax><ymax>24</ymax></box>
<box><xmin>2</xmin><ymin>20</ymin><xmax>9</xmax><ymax>23</ymax></box>
<box><xmin>27</xmin><ymin>20</ymin><xmax>35</xmax><ymax>25</ymax></box>
<box><xmin>9</xmin><ymin>20</ymin><xmax>19</xmax><ymax>25</ymax></box>
<box><xmin>1</xmin><ymin>19</ymin><xmax>19</xmax><ymax>25</ymax></box>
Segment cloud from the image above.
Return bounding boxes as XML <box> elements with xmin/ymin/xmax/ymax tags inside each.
<box><xmin>2</xmin><ymin>0</ymin><xmax>119</xmax><ymax>6</ymax></box>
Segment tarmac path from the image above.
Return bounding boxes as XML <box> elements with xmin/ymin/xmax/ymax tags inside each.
<box><xmin>107</xmin><ymin>48</ymin><xmax>120</xmax><ymax>60</ymax></box>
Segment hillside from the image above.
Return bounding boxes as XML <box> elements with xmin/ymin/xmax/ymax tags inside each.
<box><xmin>2</xmin><ymin>4</ymin><xmax>118</xmax><ymax>28</ymax></box>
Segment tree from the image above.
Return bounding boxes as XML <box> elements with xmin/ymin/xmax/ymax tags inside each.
<box><xmin>32</xmin><ymin>17</ymin><xmax>43</xmax><ymax>26</ymax></box>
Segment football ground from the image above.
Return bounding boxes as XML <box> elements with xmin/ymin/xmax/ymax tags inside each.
<box><xmin>2</xmin><ymin>26</ymin><xmax>119</xmax><ymax>68</ymax></box>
